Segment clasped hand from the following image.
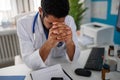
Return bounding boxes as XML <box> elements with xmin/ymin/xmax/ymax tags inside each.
<box><xmin>48</xmin><ymin>22</ymin><xmax>72</xmax><ymax>47</ymax></box>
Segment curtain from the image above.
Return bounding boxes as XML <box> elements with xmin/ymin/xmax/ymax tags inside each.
<box><xmin>33</xmin><ymin>0</ymin><xmax>41</xmax><ymax>11</ymax></box>
<box><xmin>0</xmin><ymin>0</ymin><xmax>17</xmax><ymax>25</ymax></box>
<box><xmin>16</xmin><ymin>0</ymin><xmax>41</xmax><ymax>13</ymax></box>
<box><xmin>0</xmin><ymin>0</ymin><xmax>41</xmax><ymax>26</ymax></box>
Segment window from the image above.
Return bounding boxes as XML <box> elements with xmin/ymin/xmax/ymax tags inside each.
<box><xmin>33</xmin><ymin>0</ymin><xmax>41</xmax><ymax>11</ymax></box>
<box><xmin>0</xmin><ymin>0</ymin><xmax>11</xmax><ymax>11</ymax></box>
<box><xmin>0</xmin><ymin>0</ymin><xmax>17</xmax><ymax>26</ymax></box>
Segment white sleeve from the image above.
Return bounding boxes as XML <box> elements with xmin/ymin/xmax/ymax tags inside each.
<box><xmin>66</xmin><ymin>16</ymin><xmax>81</xmax><ymax>62</ymax></box>
<box><xmin>17</xmin><ymin>20</ymin><xmax>46</xmax><ymax>70</ymax></box>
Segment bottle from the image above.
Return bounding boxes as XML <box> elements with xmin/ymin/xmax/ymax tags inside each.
<box><xmin>117</xmin><ymin>50</ymin><xmax>120</xmax><ymax>58</ymax></box>
<box><xmin>108</xmin><ymin>45</ymin><xmax>114</xmax><ymax>56</ymax></box>
<box><xmin>102</xmin><ymin>64</ymin><xmax>110</xmax><ymax>80</ymax></box>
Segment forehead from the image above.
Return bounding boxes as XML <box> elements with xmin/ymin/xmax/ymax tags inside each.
<box><xmin>45</xmin><ymin>15</ymin><xmax>65</xmax><ymax>23</ymax></box>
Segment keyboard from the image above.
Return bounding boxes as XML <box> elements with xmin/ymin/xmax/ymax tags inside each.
<box><xmin>84</xmin><ymin>47</ymin><xmax>105</xmax><ymax>71</ymax></box>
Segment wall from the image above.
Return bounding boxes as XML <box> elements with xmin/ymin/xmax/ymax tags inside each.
<box><xmin>16</xmin><ymin>0</ymin><xmax>34</xmax><ymax>13</ymax></box>
<box><xmin>91</xmin><ymin>0</ymin><xmax>120</xmax><ymax>45</ymax></box>
<box><xmin>82</xmin><ymin>0</ymin><xmax>91</xmax><ymax>24</ymax></box>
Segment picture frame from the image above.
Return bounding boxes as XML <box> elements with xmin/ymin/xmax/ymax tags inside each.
<box><xmin>116</xmin><ymin>2</ymin><xmax>120</xmax><ymax>32</ymax></box>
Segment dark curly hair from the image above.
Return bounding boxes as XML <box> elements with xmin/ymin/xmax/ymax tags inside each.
<box><xmin>41</xmin><ymin>0</ymin><xmax>69</xmax><ymax>18</ymax></box>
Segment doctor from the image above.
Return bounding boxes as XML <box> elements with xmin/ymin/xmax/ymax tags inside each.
<box><xmin>17</xmin><ymin>0</ymin><xmax>80</xmax><ymax>70</ymax></box>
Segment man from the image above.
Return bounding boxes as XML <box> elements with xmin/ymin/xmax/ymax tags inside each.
<box><xmin>17</xmin><ymin>0</ymin><xmax>80</xmax><ymax>70</ymax></box>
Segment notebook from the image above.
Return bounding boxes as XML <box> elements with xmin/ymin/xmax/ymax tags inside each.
<box><xmin>30</xmin><ymin>64</ymin><xmax>72</xmax><ymax>80</ymax></box>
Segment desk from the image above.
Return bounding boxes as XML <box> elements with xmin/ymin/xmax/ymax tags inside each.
<box><xmin>0</xmin><ymin>64</ymin><xmax>31</xmax><ymax>76</ymax></box>
<box><xmin>105</xmin><ymin>72</ymin><xmax>120</xmax><ymax>80</ymax></box>
<box><xmin>0</xmin><ymin>49</ymin><xmax>102</xmax><ymax>80</ymax></box>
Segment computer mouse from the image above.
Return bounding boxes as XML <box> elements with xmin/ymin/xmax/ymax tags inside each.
<box><xmin>74</xmin><ymin>68</ymin><xmax>91</xmax><ymax>77</ymax></box>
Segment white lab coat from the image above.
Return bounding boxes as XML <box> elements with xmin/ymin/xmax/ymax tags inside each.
<box><xmin>17</xmin><ymin>12</ymin><xmax>80</xmax><ymax>70</ymax></box>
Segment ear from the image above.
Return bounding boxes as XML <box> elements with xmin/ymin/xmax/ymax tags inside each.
<box><xmin>38</xmin><ymin>7</ymin><xmax>43</xmax><ymax>16</ymax></box>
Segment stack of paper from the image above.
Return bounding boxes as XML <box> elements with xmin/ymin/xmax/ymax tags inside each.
<box><xmin>78</xmin><ymin>35</ymin><xmax>94</xmax><ymax>46</ymax></box>
<box><xmin>30</xmin><ymin>64</ymin><xmax>71</xmax><ymax>80</ymax></box>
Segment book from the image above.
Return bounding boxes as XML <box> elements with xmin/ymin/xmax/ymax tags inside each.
<box><xmin>0</xmin><ymin>76</ymin><xmax>25</xmax><ymax>80</ymax></box>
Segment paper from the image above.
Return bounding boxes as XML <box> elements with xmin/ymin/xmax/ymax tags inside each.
<box><xmin>91</xmin><ymin>1</ymin><xmax>107</xmax><ymax>19</ymax></box>
<box><xmin>111</xmin><ymin>0</ymin><xmax>120</xmax><ymax>15</ymax></box>
<box><xmin>78</xmin><ymin>35</ymin><xmax>94</xmax><ymax>46</ymax></box>
<box><xmin>30</xmin><ymin>64</ymin><xmax>71</xmax><ymax>80</ymax></box>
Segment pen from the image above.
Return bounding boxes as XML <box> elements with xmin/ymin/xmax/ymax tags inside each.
<box><xmin>62</xmin><ymin>69</ymin><xmax>73</xmax><ymax>80</ymax></box>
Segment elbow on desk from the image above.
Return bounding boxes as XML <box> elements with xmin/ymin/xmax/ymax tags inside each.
<box><xmin>22</xmin><ymin>57</ymin><xmax>41</xmax><ymax>70</ymax></box>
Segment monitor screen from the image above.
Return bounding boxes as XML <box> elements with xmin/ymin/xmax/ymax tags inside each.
<box><xmin>116</xmin><ymin>2</ymin><xmax>120</xmax><ymax>32</ymax></box>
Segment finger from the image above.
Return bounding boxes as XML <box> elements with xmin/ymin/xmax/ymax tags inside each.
<box><xmin>59</xmin><ymin>28</ymin><xmax>72</xmax><ymax>37</ymax></box>
<box><xmin>52</xmin><ymin>22</ymin><xmax>64</xmax><ymax>29</ymax></box>
<box><xmin>57</xmin><ymin>26</ymin><xmax>70</xmax><ymax>34</ymax></box>
<box><xmin>66</xmin><ymin>30</ymin><xmax>72</xmax><ymax>35</ymax></box>
<box><xmin>50</xmin><ymin>33</ymin><xmax>65</xmax><ymax>42</ymax></box>
<box><xmin>60</xmin><ymin>32</ymin><xmax>67</xmax><ymax>37</ymax></box>
<box><xmin>53</xmin><ymin>22</ymin><xmax>65</xmax><ymax>25</ymax></box>
<box><xmin>56</xmin><ymin>34</ymin><xmax>68</xmax><ymax>41</ymax></box>
<box><xmin>50</xmin><ymin>27</ymin><xmax>66</xmax><ymax>35</ymax></box>
<box><xmin>64</xmin><ymin>33</ymin><xmax>72</xmax><ymax>41</ymax></box>
<box><xmin>53</xmin><ymin>22</ymin><xmax>66</xmax><ymax>28</ymax></box>
<box><xmin>49</xmin><ymin>28</ymin><xmax>58</xmax><ymax>37</ymax></box>
<box><xmin>56</xmin><ymin>36</ymin><xmax>66</xmax><ymax>42</ymax></box>
<box><xmin>57</xmin><ymin>25</ymin><xmax>71</xmax><ymax>32</ymax></box>
<box><xmin>51</xmin><ymin>22</ymin><xmax>63</xmax><ymax>29</ymax></box>
<box><xmin>52</xmin><ymin>25</ymin><xmax>58</xmax><ymax>29</ymax></box>
<box><xmin>50</xmin><ymin>27</ymin><xmax>59</xmax><ymax>34</ymax></box>
<box><xmin>50</xmin><ymin>24</ymin><xmax>71</xmax><ymax>36</ymax></box>
<box><xmin>52</xmin><ymin>22</ymin><xmax>70</xmax><ymax>31</ymax></box>
<box><xmin>50</xmin><ymin>25</ymin><xmax>66</xmax><ymax>34</ymax></box>
<box><xmin>52</xmin><ymin>25</ymin><xmax>66</xmax><ymax>30</ymax></box>
<box><xmin>49</xmin><ymin>32</ymin><xmax>58</xmax><ymax>40</ymax></box>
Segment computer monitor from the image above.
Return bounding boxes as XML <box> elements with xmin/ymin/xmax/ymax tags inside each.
<box><xmin>116</xmin><ymin>2</ymin><xmax>120</xmax><ymax>32</ymax></box>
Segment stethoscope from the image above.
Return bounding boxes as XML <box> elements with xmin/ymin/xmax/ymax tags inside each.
<box><xmin>32</xmin><ymin>12</ymin><xmax>63</xmax><ymax>47</ymax></box>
